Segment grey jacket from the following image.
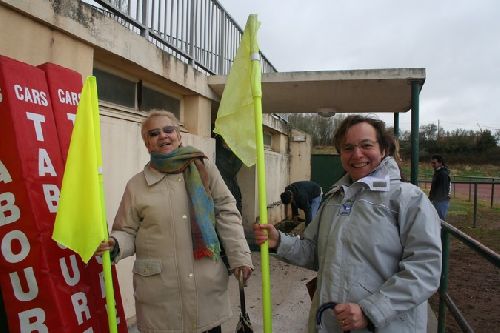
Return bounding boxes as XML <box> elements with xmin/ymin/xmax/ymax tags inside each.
<box><xmin>278</xmin><ymin>157</ymin><xmax>442</xmax><ymax>333</ymax></box>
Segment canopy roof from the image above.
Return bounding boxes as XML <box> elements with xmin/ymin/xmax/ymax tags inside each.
<box><xmin>208</xmin><ymin>68</ymin><xmax>425</xmax><ymax>114</ymax></box>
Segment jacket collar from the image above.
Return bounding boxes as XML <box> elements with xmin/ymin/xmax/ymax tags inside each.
<box><xmin>143</xmin><ymin>163</ymin><xmax>168</xmax><ymax>186</ymax></box>
<box><xmin>326</xmin><ymin>157</ymin><xmax>400</xmax><ymax>196</ymax></box>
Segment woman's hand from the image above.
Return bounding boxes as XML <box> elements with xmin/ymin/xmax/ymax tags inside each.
<box><xmin>252</xmin><ymin>224</ymin><xmax>280</xmax><ymax>249</ymax></box>
<box><xmin>233</xmin><ymin>266</ymin><xmax>253</xmax><ymax>283</ymax></box>
<box><xmin>334</xmin><ymin>303</ymin><xmax>369</xmax><ymax>331</ymax></box>
<box><xmin>94</xmin><ymin>238</ymin><xmax>116</xmax><ymax>256</ymax></box>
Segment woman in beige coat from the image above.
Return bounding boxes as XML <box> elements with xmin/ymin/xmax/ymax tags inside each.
<box><xmin>96</xmin><ymin>110</ymin><xmax>253</xmax><ymax>333</ymax></box>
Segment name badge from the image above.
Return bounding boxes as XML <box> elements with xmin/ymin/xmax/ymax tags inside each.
<box><xmin>339</xmin><ymin>201</ymin><xmax>353</xmax><ymax>216</ymax></box>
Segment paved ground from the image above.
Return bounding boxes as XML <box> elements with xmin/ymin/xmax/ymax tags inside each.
<box><xmin>128</xmin><ymin>252</ymin><xmax>437</xmax><ymax>332</ymax></box>
<box><xmin>128</xmin><ymin>252</ymin><xmax>314</xmax><ymax>333</ymax></box>
<box><xmin>222</xmin><ymin>252</ymin><xmax>315</xmax><ymax>332</ymax></box>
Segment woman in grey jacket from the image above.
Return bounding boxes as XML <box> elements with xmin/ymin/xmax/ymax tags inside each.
<box><xmin>254</xmin><ymin>115</ymin><xmax>442</xmax><ymax>333</ymax></box>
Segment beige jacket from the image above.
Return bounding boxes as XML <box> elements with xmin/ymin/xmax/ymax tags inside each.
<box><xmin>111</xmin><ymin>159</ymin><xmax>253</xmax><ymax>333</ymax></box>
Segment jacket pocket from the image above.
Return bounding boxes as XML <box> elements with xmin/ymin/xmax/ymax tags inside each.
<box><xmin>133</xmin><ymin>259</ymin><xmax>167</xmax><ymax>305</ymax></box>
<box><xmin>133</xmin><ymin>259</ymin><xmax>162</xmax><ymax>276</ymax></box>
<box><xmin>133</xmin><ymin>258</ymin><xmax>182</xmax><ymax>330</ymax></box>
<box><xmin>347</xmin><ymin>274</ymin><xmax>381</xmax><ymax>303</ymax></box>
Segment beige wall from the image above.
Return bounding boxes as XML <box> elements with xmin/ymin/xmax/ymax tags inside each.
<box><xmin>238</xmin><ymin>149</ymin><xmax>289</xmax><ymax>242</ymax></box>
<box><xmin>289</xmin><ymin>128</ymin><xmax>312</xmax><ymax>182</ymax></box>
<box><xmin>183</xmin><ymin>95</ymin><xmax>213</xmax><ymax>138</ymax></box>
<box><xmin>264</xmin><ymin>150</ymin><xmax>289</xmax><ymax>224</ymax></box>
<box><xmin>237</xmin><ymin>123</ymin><xmax>312</xmax><ymax>232</ymax></box>
<box><xmin>1</xmin><ymin>0</ymin><xmax>306</xmax><ymax>323</ymax></box>
<box><xmin>239</xmin><ymin>150</ymin><xmax>290</xmax><ymax>228</ymax></box>
<box><xmin>0</xmin><ymin>5</ymin><xmax>93</xmax><ymax>77</ymax></box>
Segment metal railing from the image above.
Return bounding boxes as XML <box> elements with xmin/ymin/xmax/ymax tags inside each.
<box><xmin>87</xmin><ymin>0</ymin><xmax>277</xmax><ymax>75</ymax></box>
<box><xmin>455</xmin><ymin>176</ymin><xmax>499</xmax><ymax>209</ymax></box>
<box><xmin>420</xmin><ymin>179</ymin><xmax>499</xmax><ymax>226</ymax></box>
<box><xmin>438</xmin><ymin>221</ymin><xmax>500</xmax><ymax>333</ymax></box>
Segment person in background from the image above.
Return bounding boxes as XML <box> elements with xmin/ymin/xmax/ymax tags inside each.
<box><xmin>429</xmin><ymin>154</ymin><xmax>451</xmax><ymax>220</ymax></box>
<box><xmin>254</xmin><ymin>115</ymin><xmax>442</xmax><ymax>332</ymax></box>
<box><xmin>96</xmin><ymin>110</ymin><xmax>253</xmax><ymax>333</ymax></box>
<box><xmin>215</xmin><ymin>134</ymin><xmax>243</xmax><ymax>213</ymax></box>
<box><xmin>280</xmin><ymin>181</ymin><xmax>322</xmax><ymax>226</ymax></box>
<box><xmin>387</xmin><ymin>137</ymin><xmax>407</xmax><ymax>181</ymax></box>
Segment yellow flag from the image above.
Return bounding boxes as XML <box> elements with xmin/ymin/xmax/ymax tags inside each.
<box><xmin>214</xmin><ymin>14</ymin><xmax>261</xmax><ymax>167</ymax></box>
<box><xmin>52</xmin><ymin>76</ymin><xmax>107</xmax><ymax>264</ymax></box>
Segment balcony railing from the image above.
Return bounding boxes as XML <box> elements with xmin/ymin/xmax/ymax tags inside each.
<box><xmin>86</xmin><ymin>0</ymin><xmax>277</xmax><ymax>75</ymax></box>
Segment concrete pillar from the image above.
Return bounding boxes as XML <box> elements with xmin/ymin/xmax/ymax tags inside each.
<box><xmin>271</xmin><ymin>133</ymin><xmax>287</xmax><ymax>154</ymax></box>
<box><xmin>183</xmin><ymin>95</ymin><xmax>212</xmax><ymax>137</ymax></box>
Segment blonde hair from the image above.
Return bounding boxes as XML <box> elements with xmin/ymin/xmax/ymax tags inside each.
<box><xmin>141</xmin><ymin>110</ymin><xmax>180</xmax><ymax>142</ymax></box>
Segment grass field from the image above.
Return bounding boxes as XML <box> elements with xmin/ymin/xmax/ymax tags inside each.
<box><xmin>447</xmin><ymin>198</ymin><xmax>500</xmax><ymax>252</ymax></box>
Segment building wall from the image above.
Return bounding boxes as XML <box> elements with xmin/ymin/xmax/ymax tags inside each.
<box><xmin>0</xmin><ymin>0</ymin><xmax>309</xmax><ymax>323</ymax></box>
<box><xmin>289</xmin><ymin>128</ymin><xmax>312</xmax><ymax>182</ymax></box>
<box><xmin>0</xmin><ymin>4</ymin><xmax>94</xmax><ymax>77</ymax></box>
<box><xmin>237</xmin><ymin>149</ymin><xmax>289</xmax><ymax>240</ymax></box>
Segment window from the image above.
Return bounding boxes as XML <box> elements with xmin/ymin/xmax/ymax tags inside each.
<box><xmin>93</xmin><ymin>68</ymin><xmax>136</xmax><ymax>108</ymax></box>
<box><xmin>263</xmin><ymin>132</ymin><xmax>272</xmax><ymax>148</ymax></box>
<box><xmin>140</xmin><ymin>84</ymin><xmax>180</xmax><ymax>118</ymax></box>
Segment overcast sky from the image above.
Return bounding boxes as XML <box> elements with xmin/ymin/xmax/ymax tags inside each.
<box><xmin>218</xmin><ymin>0</ymin><xmax>500</xmax><ymax>133</ymax></box>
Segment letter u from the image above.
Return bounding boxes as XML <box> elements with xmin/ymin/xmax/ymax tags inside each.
<box><xmin>60</xmin><ymin>255</ymin><xmax>81</xmax><ymax>286</ymax></box>
<box><xmin>9</xmin><ymin>267</ymin><xmax>38</xmax><ymax>301</ymax></box>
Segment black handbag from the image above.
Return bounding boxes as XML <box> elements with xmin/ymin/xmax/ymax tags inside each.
<box><xmin>236</xmin><ymin>274</ymin><xmax>253</xmax><ymax>333</ymax></box>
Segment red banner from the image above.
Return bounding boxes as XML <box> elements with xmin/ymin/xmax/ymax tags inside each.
<box><xmin>39</xmin><ymin>62</ymin><xmax>127</xmax><ymax>333</ymax></box>
<box><xmin>0</xmin><ymin>55</ymin><xmax>126</xmax><ymax>332</ymax></box>
<box><xmin>37</xmin><ymin>62</ymin><xmax>82</xmax><ymax>163</ymax></box>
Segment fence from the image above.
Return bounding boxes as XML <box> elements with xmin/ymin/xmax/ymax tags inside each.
<box><xmin>420</xmin><ymin>178</ymin><xmax>499</xmax><ymax>227</ymax></box>
<box><xmin>86</xmin><ymin>0</ymin><xmax>277</xmax><ymax>75</ymax></box>
<box><xmin>438</xmin><ymin>221</ymin><xmax>500</xmax><ymax>332</ymax></box>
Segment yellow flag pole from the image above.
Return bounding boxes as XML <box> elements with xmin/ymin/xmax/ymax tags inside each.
<box><xmin>92</xmin><ymin>77</ymin><xmax>118</xmax><ymax>333</ymax></box>
<box><xmin>101</xmin><ymin>243</ymin><xmax>118</xmax><ymax>332</ymax></box>
<box><xmin>249</xmin><ymin>15</ymin><xmax>272</xmax><ymax>333</ymax></box>
<box><xmin>99</xmin><ymin>177</ymin><xmax>117</xmax><ymax>333</ymax></box>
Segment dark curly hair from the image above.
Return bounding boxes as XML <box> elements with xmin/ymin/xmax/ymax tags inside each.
<box><xmin>431</xmin><ymin>154</ymin><xmax>446</xmax><ymax>166</ymax></box>
<box><xmin>333</xmin><ymin>115</ymin><xmax>393</xmax><ymax>155</ymax></box>
<box><xmin>280</xmin><ymin>191</ymin><xmax>292</xmax><ymax>204</ymax></box>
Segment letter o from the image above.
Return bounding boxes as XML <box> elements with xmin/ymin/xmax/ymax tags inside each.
<box><xmin>1</xmin><ymin>230</ymin><xmax>30</xmax><ymax>263</ymax></box>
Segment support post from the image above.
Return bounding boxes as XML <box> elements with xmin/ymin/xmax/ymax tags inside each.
<box><xmin>437</xmin><ymin>230</ymin><xmax>449</xmax><ymax>333</ymax></box>
<box><xmin>473</xmin><ymin>183</ymin><xmax>478</xmax><ymax>227</ymax></box>
<box><xmin>410</xmin><ymin>80</ymin><xmax>422</xmax><ymax>185</ymax></box>
<box><xmin>393</xmin><ymin>112</ymin><xmax>400</xmax><ymax>138</ymax></box>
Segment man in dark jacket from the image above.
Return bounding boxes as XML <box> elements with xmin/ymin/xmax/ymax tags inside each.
<box><xmin>215</xmin><ymin>135</ymin><xmax>243</xmax><ymax>213</ymax></box>
<box><xmin>280</xmin><ymin>181</ymin><xmax>322</xmax><ymax>226</ymax></box>
<box><xmin>429</xmin><ymin>154</ymin><xmax>451</xmax><ymax>220</ymax></box>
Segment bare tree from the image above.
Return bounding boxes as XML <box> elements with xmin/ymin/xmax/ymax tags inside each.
<box><xmin>286</xmin><ymin>113</ymin><xmax>345</xmax><ymax>146</ymax></box>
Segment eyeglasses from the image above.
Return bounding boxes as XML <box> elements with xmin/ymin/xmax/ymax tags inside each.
<box><xmin>147</xmin><ymin>125</ymin><xmax>177</xmax><ymax>137</ymax></box>
<box><xmin>341</xmin><ymin>139</ymin><xmax>378</xmax><ymax>153</ymax></box>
